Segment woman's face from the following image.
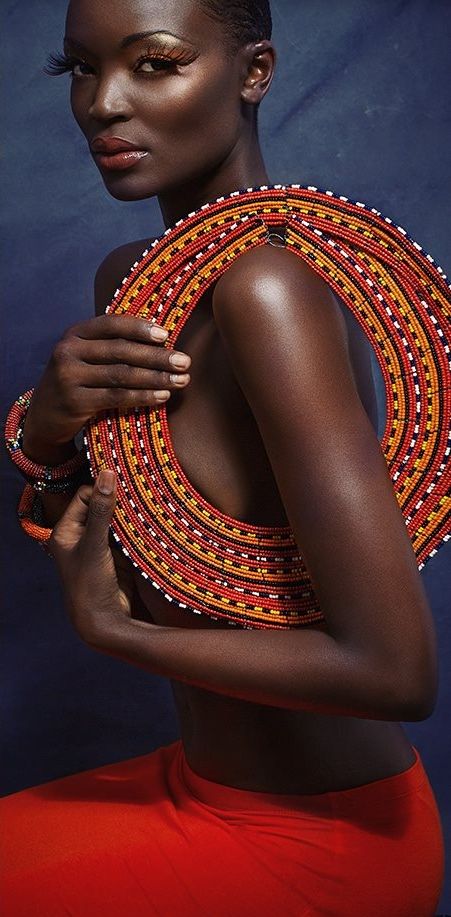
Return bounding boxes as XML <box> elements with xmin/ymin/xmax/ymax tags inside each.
<box><xmin>65</xmin><ymin>0</ymin><xmax>249</xmax><ymax>201</ymax></box>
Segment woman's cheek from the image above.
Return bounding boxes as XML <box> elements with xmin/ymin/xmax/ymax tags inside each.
<box><xmin>151</xmin><ymin>79</ymin><xmax>240</xmax><ymax>151</ymax></box>
<box><xmin>162</xmin><ymin>65</ymin><xmax>235</xmax><ymax>125</ymax></box>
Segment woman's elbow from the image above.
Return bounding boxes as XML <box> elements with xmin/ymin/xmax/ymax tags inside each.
<box><xmin>390</xmin><ymin>660</ymin><xmax>439</xmax><ymax>722</ymax></box>
<box><xmin>357</xmin><ymin>647</ymin><xmax>438</xmax><ymax>722</ymax></box>
<box><xmin>396</xmin><ymin>682</ymin><xmax>438</xmax><ymax>722</ymax></box>
<box><xmin>371</xmin><ymin>620</ymin><xmax>439</xmax><ymax>721</ymax></box>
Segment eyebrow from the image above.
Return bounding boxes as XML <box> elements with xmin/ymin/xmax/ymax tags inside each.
<box><xmin>121</xmin><ymin>30</ymin><xmax>190</xmax><ymax>49</ymax></box>
<box><xmin>63</xmin><ymin>30</ymin><xmax>190</xmax><ymax>53</ymax></box>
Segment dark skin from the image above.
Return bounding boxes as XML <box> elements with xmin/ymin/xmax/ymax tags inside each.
<box><xmin>30</xmin><ymin>0</ymin><xmax>438</xmax><ymax>793</ymax></box>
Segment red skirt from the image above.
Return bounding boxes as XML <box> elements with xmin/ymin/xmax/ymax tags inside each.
<box><xmin>0</xmin><ymin>741</ymin><xmax>444</xmax><ymax>916</ymax></box>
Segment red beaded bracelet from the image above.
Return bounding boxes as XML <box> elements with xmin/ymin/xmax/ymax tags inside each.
<box><xmin>18</xmin><ymin>484</ymin><xmax>54</xmax><ymax>552</ymax></box>
<box><xmin>4</xmin><ymin>389</ymin><xmax>88</xmax><ymax>492</ymax></box>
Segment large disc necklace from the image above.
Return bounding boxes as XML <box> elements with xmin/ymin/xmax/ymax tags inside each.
<box><xmin>84</xmin><ymin>184</ymin><xmax>451</xmax><ymax>629</ymax></box>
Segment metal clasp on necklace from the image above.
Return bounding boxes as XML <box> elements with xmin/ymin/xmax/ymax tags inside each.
<box><xmin>247</xmin><ymin>211</ymin><xmax>287</xmax><ymax>248</ymax></box>
<box><xmin>266</xmin><ymin>231</ymin><xmax>286</xmax><ymax>248</ymax></box>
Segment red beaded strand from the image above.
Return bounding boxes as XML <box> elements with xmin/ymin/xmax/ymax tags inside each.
<box><xmin>80</xmin><ymin>184</ymin><xmax>449</xmax><ymax>628</ymax></box>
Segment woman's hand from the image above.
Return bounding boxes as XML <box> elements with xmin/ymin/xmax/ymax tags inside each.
<box><xmin>48</xmin><ymin>469</ymin><xmax>132</xmax><ymax>643</ymax></box>
<box><xmin>22</xmin><ymin>315</ymin><xmax>191</xmax><ymax>464</ymax></box>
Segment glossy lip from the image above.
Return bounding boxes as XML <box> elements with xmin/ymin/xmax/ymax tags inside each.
<box><xmin>90</xmin><ymin>136</ymin><xmax>148</xmax><ymax>154</ymax></box>
<box><xmin>94</xmin><ymin>150</ymin><xmax>149</xmax><ymax>172</ymax></box>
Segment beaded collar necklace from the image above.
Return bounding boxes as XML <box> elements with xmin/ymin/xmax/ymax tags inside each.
<box><xmin>84</xmin><ymin>183</ymin><xmax>451</xmax><ymax>629</ymax></box>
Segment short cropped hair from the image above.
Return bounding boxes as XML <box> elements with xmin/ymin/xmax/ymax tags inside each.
<box><xmin>200</xmin><ymin>0</ymin><xmax>272</xmax><ymax>51</ymax></box>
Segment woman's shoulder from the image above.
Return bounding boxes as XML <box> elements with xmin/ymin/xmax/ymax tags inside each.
<box><xmin>212</xmin><ymin>242</ymin><xmax>348</xmax><ymax>345</ymax></box>
<box><xmin>213</xmin><ymin>242</ymin><xmax>337</xmax><ymax>314</ymax></box>
<box><xmin>212</xmin><ymin>241</ymin><xmax>379</xmax><ymax>432</ymax></box>
<box><xmin>94</xmin><ymin>237</ymin><xmax>157</xmax><ymax>315</ymax></box>
<box><xmin>220</xmin><ymin>240</ymin><xmax>315</xmax><ymax>278</ymax></box>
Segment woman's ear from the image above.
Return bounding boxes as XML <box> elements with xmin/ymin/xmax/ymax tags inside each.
<box><xmin>240</xmin><ymin>40</ymin><xmax>276</xmax><ymax>106</ymax></box>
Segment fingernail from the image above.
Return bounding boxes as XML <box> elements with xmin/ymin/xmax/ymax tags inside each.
<box><xmin>155</xmin><ymin>390</ymin><xmax>171</xmax><ymax>402</ymax></box>
<box><xmin>151</xmin><ymin>325</ymin><xmax>168</xmax><ymax>342</ymax></box>
<box><xmin>170</xmin><ymin>373</ymin><xmax>190</xmax><ymax>386</ymax></box>
<box><xmin>170</xmin><ymin>352</ymin><xmax>191</xmax><ymax>370</ymax></box>
<box><xmin>98</xmin><ymin>469</ymin><xmax>115</xmax><ymax>494</ymax></box>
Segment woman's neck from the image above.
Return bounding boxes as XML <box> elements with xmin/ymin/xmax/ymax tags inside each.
<box><xmin>158</xmin><ymin>138</ymin><xmax>270</xmax><ymax>230</ymax></box>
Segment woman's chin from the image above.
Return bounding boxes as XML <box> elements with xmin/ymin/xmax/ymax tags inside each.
<box><xmin>94</xmin><ymin>163</ymin><xmax>159</xmax><ymax>202</ymax></box>
<box><xmin>101</xmin><ymin>177</ymin><xmax>158</xmax><ymax>202</ymax></box>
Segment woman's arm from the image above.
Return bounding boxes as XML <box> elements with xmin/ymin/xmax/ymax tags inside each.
<box><xmin>50</xmin><ymin>246</ymin><xmax>438</xmax><ymax>722</ymax></box>
<box><xmin>19</xmin><ymin>242</ymin><xmax>192</xmax><ymax>529</ymax></box>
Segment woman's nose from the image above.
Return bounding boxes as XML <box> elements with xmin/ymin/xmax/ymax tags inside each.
<box><xmin>88</xmin><ymin>71</ymin><xmax>132</xmax><ymax>121</ymax></box>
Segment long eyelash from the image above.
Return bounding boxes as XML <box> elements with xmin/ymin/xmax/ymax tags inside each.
<box><xmin>135</xmin><ymin>44</ymin><xmax>192</xmax><ymax>68</ymax></box>
<box><xmin>43</xmin><ymin>51</ymin><xmax>79</xmax><ymax>76</ymax></box>
<box><xmin>43</xmin><ymin>44</ymin><xmax>193</xmax><ymax>78</ymax></box>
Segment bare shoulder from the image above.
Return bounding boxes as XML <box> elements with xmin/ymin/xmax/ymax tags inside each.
<box><xmin>215</xmin><ymin>242</ymin><xmax>334</xmax><ymax>297</ymax></box>
<box><xmin>94</xmin><ymin>237</ymin><xmax>157</xmax><ymax>315</ymax></box>
<box><xmin>213</xmin><ymin>243</ymin><xmax>380</xmax><ymax>429</ymax></box>
<box><xmin>213</xmin><ymin>242</ymin><xmax>349</xmax><ymax>355</ymax></box>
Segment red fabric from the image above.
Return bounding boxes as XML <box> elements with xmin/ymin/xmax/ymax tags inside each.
<box><xmin>1</xmin><ymin>742</ymin><xmax>444</xmax><ymax>916</ymax></box>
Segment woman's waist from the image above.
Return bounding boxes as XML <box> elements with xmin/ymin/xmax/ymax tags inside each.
<box><xmin>174</xmin><ymin>687</ymin><xmax>416</xmax><ymax>794</ymax></box>
<box><xmin>176</xmin><ymin>739</ymin><xmax>430</xmax><ymax>820</ymax></box>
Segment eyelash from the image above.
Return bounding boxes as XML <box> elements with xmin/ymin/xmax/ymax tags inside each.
<box><xmin>44</xmin><ymin>46</ymin><xmax>188</xmax><ymax>77</ymax></box>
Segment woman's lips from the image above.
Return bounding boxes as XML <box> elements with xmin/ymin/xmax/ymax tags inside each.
<box><xmin>94</xmin><ymin>150</ymin><xmax>149</xmax><ymax>171</ymax></box>
<box><xmin>90</xmin><ymin>137</ymin><xmax>149</xmax><ymax>171</ymax></box>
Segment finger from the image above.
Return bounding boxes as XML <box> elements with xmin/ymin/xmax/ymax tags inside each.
<box><xmin>78</xmin><ymin>338</ymin><xmax>192</xmax><ymax>373</ymax></box>
<box><xmin>53</xmin><ymin>484</ymin><xmax>94</xmax><ymax>529</ymax></box>
<box><xmin>82</xmin><ymin>387</ymin><xmax>174</xmax><ymax>410</ymax></box>
<box><xmin>81</xmin><ymin>470</ymin><xmax>117</xmax><ymax>553</ymax></box>
<box><xmin>80</xmin><ymin>364</ymin><xmax>191</xmax><ymax>391</ymax></box>
<box><xmin>70</xmin><ymin>315</ymin><xmax>170</xmax><ymax>345</ymax></box>
<box><xmin>48</xmin><ymin>484</ymin><xmax>94</xmax><ymax>556</ymax></box>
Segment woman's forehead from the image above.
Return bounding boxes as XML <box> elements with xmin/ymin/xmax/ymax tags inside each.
<box><xmin>65</xmin><ymin>0</ymin><xmax>218</xmax><ymax>48</ymax></box>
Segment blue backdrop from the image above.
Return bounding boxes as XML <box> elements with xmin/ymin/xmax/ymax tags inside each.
<box><xmin>2</xmin><ymin>0</ymin><xmax>450</xmax><ymax>909</ymax></box>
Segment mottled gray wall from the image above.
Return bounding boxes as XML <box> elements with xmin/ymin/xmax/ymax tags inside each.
<box><xmin>2</xmin><ymin>0</ymin><xmax>450</xmax><ymax>908</ymax></box>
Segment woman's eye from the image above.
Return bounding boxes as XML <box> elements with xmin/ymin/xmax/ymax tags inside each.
<box><xmin>136</xmin><ymin>57</ymin><xmax>178</xmax><ymax>73</ymax></box>
<box><xmin>72</xmin><ymin>61</ymin><xmax>93</xmax><ymax>77</ymax></box>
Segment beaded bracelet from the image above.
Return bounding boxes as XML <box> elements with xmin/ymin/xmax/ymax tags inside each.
<box><xmin>5</xmin><ymin>389</ymin><xmax>89</xmax><ymax>493</ymax></box>
<box><xmin>18</xmin><ymin>484</ymin><xmax>54</xmax><ymax>552</ymax></box>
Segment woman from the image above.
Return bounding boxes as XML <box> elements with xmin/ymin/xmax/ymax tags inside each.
<box><xmin>2</xmin><ymin>0</ymin><xmax>447</xmax><ymax>914</ymax></box>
